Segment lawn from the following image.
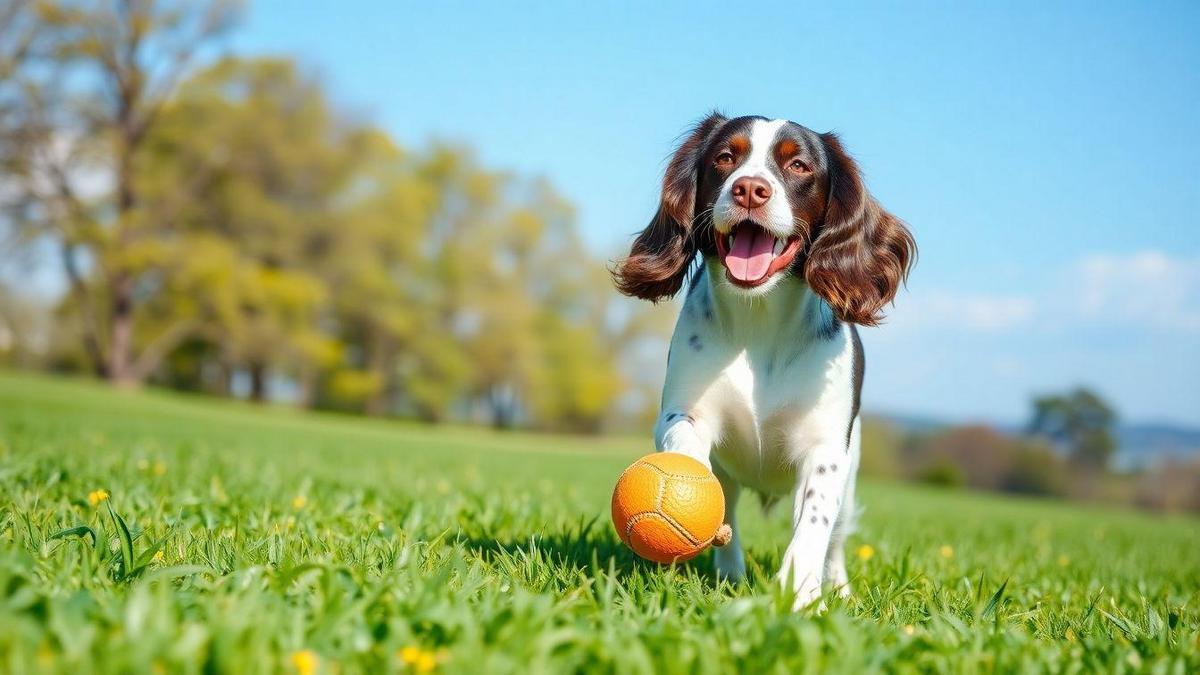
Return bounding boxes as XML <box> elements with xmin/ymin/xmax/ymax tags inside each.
<box><xmin>0</xmin><ymin>371</ymin><xmax>1196</xmax><ymax>673</ymax></box>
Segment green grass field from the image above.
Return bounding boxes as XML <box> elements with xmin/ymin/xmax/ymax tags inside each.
<box><xmin>0</xmin><ymin>372</ymin><xmax>1197</xmax><ymax>673</ymax></box>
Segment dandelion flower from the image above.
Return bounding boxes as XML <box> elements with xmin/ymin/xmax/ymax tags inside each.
<box><xmin>399</xmin><ymin>646</ymin><xmax>421</xmax><ymax>664</ymax></box>
<box><xmin>152</xmin><ymin>550</ymin><xmax>164</xmax><ymax>563</ymax></box>
<box><xmin>87</xmin><ymin>489</ymin><xmax>110</xmax><ymax>507</ymax></box>
<box><xmin>290</xmin><ymin>649</ymin><xmax>318</xmax><ymax>675</ymax></box>
<box><xmin>939</xmin><ymin>545</ymin><xmax>954</xmax><ymax>559</ymax></box>
<box><xmin>856</xmin><ymin>544</ymin><xmax>875</xmax><ymax>561</ymax></box>
<box><xmin>292</xmin><ymin>495</ymin><xmax>308</xmax><ymax>510</ymax></box>
<box><xmin>415</xmin><ymin>651</ymin><xmax>437</xmax><ymax>673</ymax></box>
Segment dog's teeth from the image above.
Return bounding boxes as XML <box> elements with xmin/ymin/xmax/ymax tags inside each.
<box><xmin>773</xmin><ymin>238</ymin><xmax>784</xmax><ymax>255</ymax></box>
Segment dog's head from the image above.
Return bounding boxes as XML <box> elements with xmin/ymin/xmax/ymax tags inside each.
<box><xmin>613</xmin><ymin>113</ymin><xmax>915</xmax><ymax>325</ymax></box>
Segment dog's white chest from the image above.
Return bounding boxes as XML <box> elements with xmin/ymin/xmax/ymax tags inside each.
<box><xmin>701</xmin><ymin>336</ymin><xmax>850</xmax><ymax>495</ymax></box>
<box><xmin>655</xmin><ymin>266</ymin><xmax>860</xmax><ymax>498</ymax></box>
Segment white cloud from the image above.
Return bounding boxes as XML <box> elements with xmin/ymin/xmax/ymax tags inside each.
<box><xmin>890</xmin><ymin>250</ymin><xmax>1200</xmax><ymax>336</ymax></box>
<box><xmin>1071</xmin><ymin>251</ymin><xmax>1200</xmax><ymax>332</ymax></box>
<box><xmin>891</xmin><ymin>289</ymin><xmax>1036</xmax><ymax>333</ymax></box>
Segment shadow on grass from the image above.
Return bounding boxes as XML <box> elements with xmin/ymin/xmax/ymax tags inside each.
<box><xmin>455</xmin><ymin>517</ymin><xmax>774</xmax><ymax>589</ymax></box>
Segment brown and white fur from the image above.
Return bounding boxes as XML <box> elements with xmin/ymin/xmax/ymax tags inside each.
<box><xmin>613</xmin><ymin>113</ymin><xmax>915</xmax><ymax>609</ymax></box>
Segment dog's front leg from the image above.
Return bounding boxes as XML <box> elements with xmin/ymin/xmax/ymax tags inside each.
<box><xmin>653</xmin><ymin>410</ymin><xmax>739</xmax><ymax>571</ymax></box>
<box><xmin>778</xmin><ymin>441</ymin><xmax>851</xmax><ymax>610</ymax></box>
<box><xmin>653</xmin><ymin>410</ymin><xmax>714</xmax><ymax>470</ymax></box>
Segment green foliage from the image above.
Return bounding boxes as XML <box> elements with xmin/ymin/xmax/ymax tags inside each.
<box><xmin>858</xmin><ymin>416</ymin><xmax>904</xmax><ymax>478</ymax></box>
<box><xmin>1028</xmin><ymin>387</ymin><xmax>1118</xmax><ymax>469</ymax></box>
<box><xmin>1</xmin><ymin>372</ymin><xmax>1197</xmax><ymax>673</ymax></box>
<box><xmin>916</xmin><ymin>459</ymin><xmax>964</xmax><ymax>488</ymax></box>
<box><xmin>3</xmin><ymin>4</ymin><xmax>664</xmax><ymax>431</ymax></box>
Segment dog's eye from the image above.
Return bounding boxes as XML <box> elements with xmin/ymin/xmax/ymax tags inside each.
<box><xmin>787</xmin><ymin>158</ymin><xmax>811</xmax><ymax>174</ymax></box>
<box><xmin>715</xmin><ymin>151</ymin><xmax>735</xmax><ymax>167</ymax></box>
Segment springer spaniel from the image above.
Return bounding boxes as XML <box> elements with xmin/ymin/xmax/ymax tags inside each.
<box><xmin>613</xmin><ymin>114</ymin><xmax>915</xmax><ymax>608</ymax></box>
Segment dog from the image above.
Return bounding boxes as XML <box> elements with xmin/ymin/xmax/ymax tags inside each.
<box><xmin>613</xmin><ymin>113</ymin><xmax>915</xmax><ymax>608</ymax></box>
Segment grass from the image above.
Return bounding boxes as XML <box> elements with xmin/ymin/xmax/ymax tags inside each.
<box><xmin>0</xmin><ymin>371</ymin><xmax>1197</xmax><ymax>674</ymax></box>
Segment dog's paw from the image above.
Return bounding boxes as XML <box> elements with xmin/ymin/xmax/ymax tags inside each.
<box><xmin>789</xmin><ymin>578</ymin><xmax>823</xmax><ymax>612</ymax></box>
<box><xmin>777</xmin><ymin>565</ymin><xmax>823</xmax><ymax>612</ymax></box>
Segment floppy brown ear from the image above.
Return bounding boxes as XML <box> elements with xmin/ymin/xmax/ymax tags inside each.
<box><xmin>613</xmin><ymin>113</ymin><xmax>727</xmax><ymax>302</ymax></box>
<box><xmin>805</xmin><ymin>133</ymin><xmax>916</xmax><ymax>326</ymax></box>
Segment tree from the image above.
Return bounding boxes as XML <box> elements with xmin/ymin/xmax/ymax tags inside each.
<box><xmin>912</xmin><ymin>425</ymin><xmax>1015</xmax><ymax>490</ymax></box>
<box><xmin>2</xmin><ymin>0</ymin><xmax>239</xmax><ymax>385</ymax></box>
<box><xmin>3</xmin><ymin>4</ymin><xmax>663</xmax><ymax>431</ymax></box>
<box><xmin>139</xmin><ymin>56</ymin><xmax>361</xmax><ymax>401</ymax></box>
<box><xmin>1026</xmin><ymin>387</ymin><xmax>1117</xmax><ymax>469</ymax></box>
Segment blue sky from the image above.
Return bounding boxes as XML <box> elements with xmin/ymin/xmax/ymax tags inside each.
<box><xmin>231</xmin><ymin>1</ymin><xmax>1200</xmax><ymax>426</ymax></box>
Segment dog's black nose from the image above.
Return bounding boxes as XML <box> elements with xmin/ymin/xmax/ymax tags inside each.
<box><xmin>731</xmin><ymin>176</ymin><xmax>772</xmax><ymax>209</ymax></box>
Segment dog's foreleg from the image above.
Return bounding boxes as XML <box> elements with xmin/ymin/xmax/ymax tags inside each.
<box><xmin>778</xmin><ymin>441</ymin><xmax>852</xmax><ymax>610</ymax></box>
<box><xmin>824</xmin><ymin>416</ymin><xmax>861</xmax><ymax>597</ymax></box>
<box><xmin>654</xmin><ymin>411</ymin><xmax>740</xmax><ymax>565</ymax></box>
<box><xmin>654</xmin><ymin>411</ymin><xmax>713</xmax><ymax>470</ymax></box>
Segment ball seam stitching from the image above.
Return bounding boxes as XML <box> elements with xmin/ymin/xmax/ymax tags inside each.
<box><xmin>624</xmin><ymin>511</ymin><xmax>701</xmax><ymax>550</ymax></box>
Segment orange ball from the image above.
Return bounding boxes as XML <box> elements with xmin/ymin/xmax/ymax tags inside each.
<box><xmin>611</xmin><ymin>453</ymin><xmax>727</xmax><ymax>563</ymax></box>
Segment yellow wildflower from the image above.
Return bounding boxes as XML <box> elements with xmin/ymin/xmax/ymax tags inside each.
<box><xmin>903</xmin><ymin>624</ymin><xmax>915</xmax><ymax>636</ymax></box>
<box><xmin>292</xmin><ymin>495</ymin><xmax>308</xmax><ymax>510</ymax></box>
<box><xmin>939</xmin><ymin>545</ymin><xmax>954</xmax><ymax>559</ymax></box>
<box><xmin>152</xmin><ymin>550</ymin><xmax>164</xmax><ymax>563</ymax></box>
<box><xmin>415</xmin><ymin>651</ymin><xmax>437</xmax><ymax>673</ymax></box>
<box><xmin>87</xmin><ymin>489</ymin><xmax>110</xmax><ymax>507</ymax></box>
<box><xmin>856</xmin><ymin>544</ymin><xmax>875</xmax><ymax>561</ymax></box>
<box><xmin>153</xmin><ymin>460</ymin><xmax>167</xmax><ymax>476</ymax></box>
<box><xmin>1065</xmin><ymin>628</ymin><xmax>1076</xmax><ymax>642</ymax></box>
<box><xmin>399</xmin><ymin>646</ymin><xmax>421</xmax><ymax>664</ymax></box>
<box><xmin>290</xmin><ymin>649</ymin><xmax>318</xmax><ymax>675</ymax></box>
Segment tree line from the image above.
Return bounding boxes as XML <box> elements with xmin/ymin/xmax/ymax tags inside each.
<box><xmin>0</xmin><ymin>0</ymin><xmax>667</xmax><ymax>431</ymax></box>
<box><xmin>860</xmin><ymin>387</ymin><xmax>1200</xmax><ymax>513</ymax></box>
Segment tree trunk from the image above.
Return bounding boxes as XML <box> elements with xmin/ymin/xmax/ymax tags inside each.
<box><xmin>363</xmin><ymin>323</ymin><xmax>392</xmax><ymax>416</ymax></box>
<box><xmin>107</xmin><ymin>24</ymin><xmax>141</xmax><ymax>388</ymax></box>
<box><xmin>248</xmin><ymin>362</ymin><xmax>268</xmax><ymax>402</ymax></box>
<box><xmin>217</xmin><ymin>359</ymin><xmax>234</xmax><ymax>397</ymax></box>
<box><xmin>106</xmin><ymin>272</ymin><xmax>136</xmax><ymax>387</ymax></box>
<box><xmin>60</xmin><ymin>243</ymin><xmax>108</xmax><ymax>377</ymax></box>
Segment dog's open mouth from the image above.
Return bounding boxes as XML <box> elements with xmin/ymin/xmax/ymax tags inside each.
<box><xmin>715</xmin><ymin>221</ymin><xmax>803</xmax><ymax>287</ymax></box>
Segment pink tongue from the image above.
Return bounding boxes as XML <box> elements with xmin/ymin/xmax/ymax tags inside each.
<box><xmin>725</xmin><ymin>227</ymin><xmax>776</xmax><ymax>281</ymax></box>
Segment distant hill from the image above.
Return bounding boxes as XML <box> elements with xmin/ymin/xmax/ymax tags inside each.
<box><xmin>1114</xmin><ymin>423</ymin><xmax>1200</xmax><ymax>470</ymax></box>
<box><xmin>870</xmin><ymin>412</ymin><xmax>1200</xmax><ymax>471</ymax></box>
